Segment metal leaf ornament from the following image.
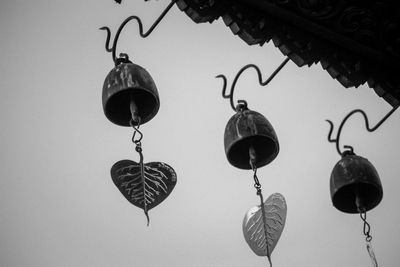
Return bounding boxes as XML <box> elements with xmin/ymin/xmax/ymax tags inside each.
<box><xmin>243</xmin><ymin>193</ymin><xmax>287</xmax><ymax>259</ymax></box>
<box><xmin>111</xmin><ymin>160</ymin><xmax>177</xmax><ymax>225</ymax></box>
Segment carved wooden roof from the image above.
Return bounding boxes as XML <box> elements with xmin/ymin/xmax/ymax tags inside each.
<box><xmin>176</xmin><ymin>0</ymin><xmax>400</xmax><ymax>107</ymax></box>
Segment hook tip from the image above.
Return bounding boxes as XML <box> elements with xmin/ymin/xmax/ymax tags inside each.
<box><xmin>325</xmin><ymin>119</ymin><xmax>334</xmax><ymax>127</ymax></box>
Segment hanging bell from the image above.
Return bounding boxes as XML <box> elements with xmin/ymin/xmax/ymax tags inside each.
<box><xmin>224</xmin><ymin>105</ymin><xmax>279</xmax><ymax>169</ymax></box>
<box><xmin>102</xmin><ymin>59</ymin><xmax>160</xmax><ymax>126</ymax></box>
<box><xmin>330</xmin><ymin>152</ymin><xmax>383</xmax><ymax>213</ymax></box>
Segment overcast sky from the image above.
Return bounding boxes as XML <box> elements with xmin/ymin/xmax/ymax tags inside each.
<box><xmin>1</xmin><ymin>1</ymin><xmax>400</xmax><ymax>266</ymax></box>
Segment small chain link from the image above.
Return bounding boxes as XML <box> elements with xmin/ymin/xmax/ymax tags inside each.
<box><xmin>130</xmin><ymin>117</ymin><xmax>143</xmax><ymax>145</ymax></box>
<box><xmin>360</xmin><ymin>211</ymin><xmax>372</xmax><ymax>242</ymax></box>
<box><xmin>129</xmin><ymin>116</ymin><xmax>144</xmax><ymax>164</ymax></box>
<box><xmin>250</xmin><ymin>159</ymin><xmax>262</xmax><ymax>195</ymax></box>
<box><xmin>358</xmin><ymin>211</ymin><xmax>378</xmax><ymax>266</ymax></box>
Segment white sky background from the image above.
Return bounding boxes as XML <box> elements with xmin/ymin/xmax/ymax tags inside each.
<box><xmin>1</xmin><ymin>1</ymin><xmax>400</xmax><ymax>266</ymax></box>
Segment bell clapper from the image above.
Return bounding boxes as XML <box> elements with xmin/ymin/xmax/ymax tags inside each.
<box><xmin>130</xmin><ymin>97</ymin><xmax>140</xmax><ymax>124</ymax></box>
<box><xmin>356</xmin><ymin>188</ymin><xmax>378</xmax><ymax>267</ymax></box>
<box><xmin>249</xmin><ymin>145</ymin><xmax>272</xmax><ymax>267</ymax></box>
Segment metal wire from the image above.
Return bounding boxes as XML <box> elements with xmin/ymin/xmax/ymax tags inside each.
<box><xmin>130</xmin><ymin>118</ymin><xmax>143</xmax><ymax>144</ymax></box>
<box><xmin>360</xmin><ymin>211</ymin><xmax>378</xmax><ymax>266</ymax></box>
<box><xmin>249</xmin><ymin>147</ymin><xmax>272</xmax><ymax>267</ymax></box>
<box><xmin>100</xmin><ymin>0</ymin><xmax>176</xmax><ymax>64</ymax></box>
<box><xmin>216</xmin><ymin>58</ymin><xmax>290</xmax><ymax>112</ymax></box>
<box><xmin>129</xmin><ymin>114</ymin><xmax>149</xmax><ymax>225</ymax></box>
<box><xmin>356</xmin><ymin>189</ymin><xmax>378</xmax><ymax>266</ymax></box>
<box><xmin>326</xmin><ymin>106</ymin><xmax>398</xmax><ymax>156</ymax></box>
<box><xmin>366</xmin><ymin>241</ymin><xmax>378</xmax><ymax>267</ymax></box>
<box><xmin>359</xmin><ymin>211</ymin><xmax>372</xmax><ymax>242</ymax></box>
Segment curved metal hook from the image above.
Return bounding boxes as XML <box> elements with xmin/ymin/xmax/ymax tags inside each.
<box><xmin>130</xmin><ymin>119</ymin><xmax>143</xmax><ymax>144</ymax></box>
<box><xmin>99</xmin><ymin>26</ymin><xmax>113</xmax><ymax>53</ymax></box>
<box><xmin>99</xmin><ymin>0</ymin><xmax>176</xmax><ymax>64</ymax></box>
<box><xmin>326</xmin><ymin>105</ymin><xmax>398</xmax><ymax>156</ymax></box>
<box><xmin>216</xmin><ymin>58</ymin><xmax>289</xmax><ymax>112</ymax></box>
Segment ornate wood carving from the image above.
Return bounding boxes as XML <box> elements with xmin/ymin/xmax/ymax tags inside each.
<box><xmin>176</xmin><ymin>0</ymin><xmax>400</xmax><ymax>106</ymax></box>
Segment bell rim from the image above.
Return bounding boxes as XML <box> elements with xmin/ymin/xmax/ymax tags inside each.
<box><xmin>225</xmin><ymin>135</ymin><xmax>280</xmax><ymax>169</ymax></box>
<box><xmin>103</xmin><ymin>87</ymin><xmax>160</xmax><ymax>127</ymax></box>
<box><xmin>331</xmin><ymin>181</ymin><xmax>383</xmax><ymax>213</ymax></box>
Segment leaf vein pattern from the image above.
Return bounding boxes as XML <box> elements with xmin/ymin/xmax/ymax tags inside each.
<box><xmin>116</xmin><ymin>163</ymin><xmax>173</xmax><ymax>207</ymax></box>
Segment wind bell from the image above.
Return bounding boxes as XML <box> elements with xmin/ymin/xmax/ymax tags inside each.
<box><xmin>217</xmin><ymin>60</ymin><xmax>289</xmax><ymax>266</ymax></box>
<box><xmin>100</xmin><ymin>1</ymin><xmax>177</xmax><ymax>226</ymax></box>
<box><xmin>326</xmin><ymin>106</ymin><xmax>398</xmax><ymax>266</ymax></box>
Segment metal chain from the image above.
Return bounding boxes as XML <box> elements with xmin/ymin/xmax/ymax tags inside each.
<box><xmin>130</xmin><ymin>115</ymin><xmax>143</xmax><ymax>142</ymax></box>
<box><xmin>362</xmin><ymin>213</ymin><xmax>372</xmax><ymax>242</ymax></box>
<box><xmin>359</xmin><ymin>211</ymin><xmax>378</xmax><ymax>266</ymax></box>
<box><xmin>130</xmin><ymin>116</ymin><xmax>144</xmax><ymax>163</ymax></box>
<box><xmin>249</xmin><ymin>158</ymin><xmax>272</xmax><ymax>267</ymax></box>
<box><xmin>129</xmin><ymin>115</ymin><xmax>150</xmax><ymax>225</ymax></box>
<box><xmin>251</xmin><ymin>162</ymin><xmax>262</xmax><ymax>195</ymax></box>
<box><xmin>359</xmin><ymin>211</ymin><xmax>372</xmax><ymax>242</ymax></box>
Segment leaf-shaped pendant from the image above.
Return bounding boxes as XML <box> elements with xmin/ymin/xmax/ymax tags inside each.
<box><xmin>243</xmin><ymin>193</ymin><xmax>287</xmax><ymax>257</ymax></box>
<box><xmin>111</xmin><ymin>160</ymin><xmax>177</xmax><ymax>225</ymax></box>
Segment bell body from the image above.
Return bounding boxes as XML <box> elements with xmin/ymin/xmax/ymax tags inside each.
<box><xmin>224</xmin><ymin>108</ymin><xmax>279</xmax><ymax>169</ymax></box>
<box><xmin>102</xmin><ymin>62</ymin><xmax>160</xmax><ymax>126</ymax></box>
<box><xmin>330</xmin><ymin>153</ymin><xmax>383</xmax><ymax>213</ymax></box>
